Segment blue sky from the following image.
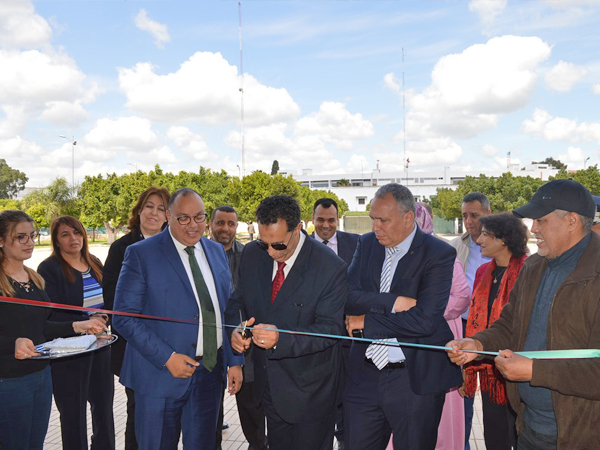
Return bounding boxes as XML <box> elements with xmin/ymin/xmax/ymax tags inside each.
<box><xmin>2</xmin><ymin>0</ymin><xmax>600</xmax><ymax>188</ymax></box>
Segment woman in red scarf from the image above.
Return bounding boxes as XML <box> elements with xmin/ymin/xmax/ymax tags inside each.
<box><xmin>465</xmin><ymin>213</ymin><xmax>528</xmax><ymax>450</ymax></box>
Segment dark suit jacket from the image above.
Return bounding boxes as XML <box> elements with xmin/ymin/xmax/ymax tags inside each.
<box><xmin>113</xmin><ymin>227</ymin><xmax>243</xmax><ymax>399</ymax></box>
<box><xmin>103</xmin><ymin>229</ymin><xmax>144</xmax><ymax>375</ymax></box>
<box><xmin>312</xmin><ymin>230</ymin><xmax>359</xmax><ymax>266</ymax></box>
<box><xmin>226</xmin><ymin>233</ymin><xmax>347</xmax><ymax>424</ymax></box>
<box><xmin>346</xmin><ymin>227</ymin><xmax>462</xmax><ymax>395</ymax></box>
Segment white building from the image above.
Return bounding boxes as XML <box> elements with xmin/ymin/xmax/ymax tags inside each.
<box><xmin>281</xmin><ymin>164</ymin><xmax>559</xmax><ymax>212</ymax></box>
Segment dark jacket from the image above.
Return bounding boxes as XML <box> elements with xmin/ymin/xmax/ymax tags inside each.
<box><xmin>311</xmin><ymin>230</ymin><xmax>359</xmax><ymax>266</ymax></box>
<box><xmin>0</xmin><ymin>283</ymin><xmax>74</xmax><ymax>378</ymax></box>
<box><xmin>226</xmin><ymin>232</ymin><xmax>347</xmax><ymax>424</ymax></box>
<box><xmin>346</xmin><ymin>227</ymin><xmax>462</xmax><ymax>395</ymax></box>
<box><xmin>476</xmin><ymin>231</ymin><xmax>600</xmax><ymax>450</ymax></box>
<box><xmin>103</xmin><ymin>230</ymin><xmax>143</xmax><ymax>375</ymax></box>
<box><xmin>37</xmin><ymin>255</ymin><xmax>99</xmax><ymax>323</ymax></box>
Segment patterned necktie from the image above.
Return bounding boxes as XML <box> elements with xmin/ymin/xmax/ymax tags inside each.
<box><xmin>366</xmin><ymin>246</ymin><xmax>399</xmax><ymax>369</ymax></box>
<box><xmin>184</xmin><ymin>246</ymin><xmax>217</xmax><ymax>372</ymax></box>
<box><xmin>271</xmin><ymin>261</ymin><xmax>286</xmax><ymax>303</ymax></box>
<box><xmin>322</xmin><ymin>240</ymin><xmax>329</xmax><ymax>245</ymax></box>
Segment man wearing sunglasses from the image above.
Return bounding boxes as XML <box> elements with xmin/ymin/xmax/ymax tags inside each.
<box><xmin>226</xmin><ymin>195</ymin><xmax>347</xmax><ymax>450</ymax></box>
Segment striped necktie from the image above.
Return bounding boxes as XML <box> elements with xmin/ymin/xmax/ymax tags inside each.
<box><xmin>365</xmin><ymin>246</ymin><xmax>399</xmax><ymax>369</ymax></box>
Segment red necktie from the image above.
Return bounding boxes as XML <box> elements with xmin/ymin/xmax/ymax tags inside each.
<box><xmin>271</xmin><ymin>261</ymin><xmax>286</xmax><ymax>303</ymax></box>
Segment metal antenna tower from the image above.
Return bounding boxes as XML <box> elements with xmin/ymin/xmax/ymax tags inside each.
<box><xmin>238</xmin><ymin>0</ymin><xmax>245</xmax><ymax>177</ymax></box>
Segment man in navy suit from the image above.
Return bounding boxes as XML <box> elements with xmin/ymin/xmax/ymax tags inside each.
<box><xmin>226</xmin><ymin>195</ymin><xmax>347</xmax><ymax>450</ymax></box>
<box><xmin>344</xmin><ymin>183</ymin><xmax>461</xmax><ymax>450</ymax></box>
<box><xmin>311</xmin><ymin>197</ymin><xmax>359</xmax><ymax>449</ymax></box>
<box><xmin>311</xmin><ymin>197</ymin><xmax>359</xmax><ymax>265</ymax></box>
<box><xmin>114</xmin><ymin>188</ymin><xmax>244</xmax><ymax>450</ymax></box>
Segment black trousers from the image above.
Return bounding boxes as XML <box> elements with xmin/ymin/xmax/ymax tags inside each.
<box><xmin>481</xmin><ymin>390</ymin><xmax>517</xmax><ymax>450</ymax></box>
<box><xmin>236</xmin><ymin>381</ymin><xmax>267</xmax><ymax>450</ymax></box>
<box><xmin>262</xmin><ymin>379</ymin><xmax>335</xmax><ymax>450</ymax></box>
<box><xmin>51</xmin><ymin>346</ymin><xmax>115</xmax><ymax>450</ymax></box>
<box><xmin>124</xmin><ymin>387</ymin><xmax>138</xmax><ymax>450</ymax></box>
<box><xmin>343</xmin><ymin>360</ymin><xmax>445</xmax><ymax>450</ymax></box>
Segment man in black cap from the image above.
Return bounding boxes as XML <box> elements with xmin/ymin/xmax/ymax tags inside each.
<box><xmin>447</xmin><ymin>179</ymin><xmax>600</xmax><ymax>449</ymax></box>
<box><xmin>592</xmin><ymin>195</ymin><xmax>600</xmax><ymax>235</ymax></box>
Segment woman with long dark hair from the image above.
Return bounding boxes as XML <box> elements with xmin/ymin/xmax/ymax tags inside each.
<box><xmin>464</xmin><ymin>213</ymin><xmax>529</xmax><ymax>450</ymax></box>
<box><xmin>0</xmin><ymin>210</ymin><xmax>105</xmax><ymax>450</ymax></box>
<box><xmin>38</xmin><ymin>216</ymin><xmax>115</xmax><ymax>450</ymax></box>
<box><xmin>103</xmin><ymin>186</ymin><xmax>170</xmax><ymax>450</ymax></box>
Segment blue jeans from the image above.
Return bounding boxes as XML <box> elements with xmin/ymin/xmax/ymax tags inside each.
<box><xmin>0</xmin><ymin>366</ymin><xmax>53</xmax><ymax>450</ymax></box>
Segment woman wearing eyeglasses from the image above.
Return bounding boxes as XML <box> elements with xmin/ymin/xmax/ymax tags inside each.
<box><xmin>37</xmin><ymin>216</ymin><xmax>115</xmax><ymax>450</ymax></box>
<box><xmin>102</xmin><ymin>186</ymin><xmax>169</xmax><ymax>450</ymax></box>
<box><xmin>0</xmin><ymin>210</ymin><xmax>106</xmax><ymax>450</ymax></box>
<box><xmin>464</xmin><ymin>213</ymin><xmax>528</xmax><ymax>450</ymax></box>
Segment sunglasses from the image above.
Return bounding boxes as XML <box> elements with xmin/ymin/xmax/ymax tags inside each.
<box><xmin>256</xmin><ymin>231</ymin><xmax>294</xmax><ymax>251</ymax></box>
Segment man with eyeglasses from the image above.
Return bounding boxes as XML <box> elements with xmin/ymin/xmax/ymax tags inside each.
<box><xmin>114</xmin><ymin>188</ymin><xmax>244</xmax><ymax>450</ymax></box>
<box><xmin>226</xmin><ymin>195</ymin><xmax>347</xmax><ymax>450</ymax></box>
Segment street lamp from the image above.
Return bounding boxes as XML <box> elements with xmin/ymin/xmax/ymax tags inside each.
<box><xmin>127</xmin><ymin>162</ymin><xmax>138</xmax><ymax>172</ymax></box>
<box><xmin>59</xmin><ymin>135</ymin><xmax>77</xmax><ymax>190</ymax></box>
<box><xmin>236</xmin><ymin>164</ymin><xmax>241</xmax><ymax>177</ymax></box>
<box><xmin>585</xmin><ymin>157</ymin><xmax>591</xmax><ymax>169</ymax></box>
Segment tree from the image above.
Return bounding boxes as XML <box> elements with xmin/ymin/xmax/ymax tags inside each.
<box><xmin>532</xmin><ymin>157</ymin><xmax>567</xmax><ymax>171</ymax></box>
<box><xmin>227</xmin><ymin>172</ymin><xmax>302</xmax><ymax>222</ymax></box>
<box><xmin>430</xmin><ymin>173</ymin><xmax>544</xmax><ymax>220</ymax></box>
<box><xmin>270</xmin><ymin>160</ymin><xmax>280</xmax><ymax>175</ymax></box>
<box><xmin>21</xmin><ymin>178</ymin><xmax>79</xmax><ymax>239</ymax></box>
<box><xmin>337</xmin><ymin>178</ymin><xmax>351</xmax><ymax>187</ymax></box>
<box><xmin>0</xmin><ymin>199</ymin><xmax>22</xmax><ymax>212</ymax></box>
<box><xmin>298</xmin><ymin>187</ymin><xmax>349</xmax><ymax>228</ymax></box>
<box><xmin>0</xmin><ymin>158</ymin><xmax>28</xmax><ymax>198</ymax></box>
<box><xmin>550</xmin><ymin>166</ymin><xmax>600</xmax><ymax>194</ymax></box>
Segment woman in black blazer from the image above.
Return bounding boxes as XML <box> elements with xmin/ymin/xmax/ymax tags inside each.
<box><xmin>102</xmin><ymin>186</ymin><xmax>169</xmax><ymax>450</ymax></box>
<box><xmin>38</xmin><ymin>216</ymin><xmax>114</xmax><ymax>450</ymax></box>
<box><xmin>0</xmin><ymin>210</ymin><xmax>105</xmax><ymax>450</ymax></box>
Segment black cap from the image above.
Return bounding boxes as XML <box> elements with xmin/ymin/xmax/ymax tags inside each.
<box><xmin>593</xmin><ymin>195</ymin><xmax>600</xmax><ymax>224</ymax></box>
<box><xmin>513</xmin><ymin>179</ymin><xmax>595</xmax><ymax>219</ymax></box>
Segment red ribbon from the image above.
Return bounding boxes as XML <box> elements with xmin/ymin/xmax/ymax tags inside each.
<box><xmin>0</xmin><ymin>295</ymin><xmax>198</xmax><ymax>325</ymax></box>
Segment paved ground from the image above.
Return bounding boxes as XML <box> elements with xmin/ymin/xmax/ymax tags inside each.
<box><xmin>31</xmin><ymin>244</ymin><xmax>488</xmax><ymax>449</ymax></box>
<box><xmin>43</xmin><ymin>377</ymin><xmax>487</xmax><ymax>449</ymax></box>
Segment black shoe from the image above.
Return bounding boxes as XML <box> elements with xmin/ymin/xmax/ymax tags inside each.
<box><xmin>222</xmin><ymin>422</ymin><xmax>229</xmax><ymax>430</ymax></box>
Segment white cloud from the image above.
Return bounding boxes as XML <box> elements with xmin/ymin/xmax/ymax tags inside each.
<box><xmin>593</xmin><ymin>83</ymin><xmax>600</xmax><ymax>94</ymax></box>
<box><xmin>0</xmin><ymin>49</ymin><xmax>99</xmax><ymax>133</ymax></box>
<box><xmin>225</xmin><ymin>122</ymin><xmax>342</xmax><ymax>174</ymax></box>
<box><xmin>393</xmin><ymin>35</ymin><xmax>552</xmax><ymax>146</ymax></box>
<box><xmin>0</xmin><ymin>0</ymin><xmax>52</xmax><ymax>49</ymax></box>
<box><xmin>558</xmin><ymin>146</ymin><xmax>587</xmax><ymax>169</ymax></box>
<box><xmin>345</xmin><ymin>154</ymin><xmax>371</xmax><ymax>174</ymax></box>
<box><xmin>134</xmin><ymin>9</ymin><xmax>170</xmax><ymax>49</ymax></box>
<box><xmin>483</xmin><ymin>144</ymin><xmax>499</xmax><ymax>156</ymax></box>
<box><xmin>81</xmin><ymin>117</ymin><xmax>170</xmax><ymax>167</ymax></box>
<box><xmin>118</xmin><ymin>52</ymin><xmax>300</xmax><ymax>127</ymax></box>
<box><xmin>383</xmin><ymin>73</ymin><xmax>402</xmax><ymax>95</ymax></box>
<box><xmin>294</xmin><ymin>102</ymin><xmax>374</xmax><ymax>150</ymax></box>
<box><xmin>167</xmin><ymin>126</ymin><xmax>218</xmax><ymax>163</ymax></box>
<box><xmin>469</xmin><ymin>0</ymin><xmax>508</xmax><ymax>33</ymax></box>
<box><xmin>521</xmin><ymin>108</ymin><xmax>600</xmax><ymax>144</ymax></box>
<box><xmin>545</xmin><ymin>61</ymin><xmax>587</xmax><ymax>92</ymax></box>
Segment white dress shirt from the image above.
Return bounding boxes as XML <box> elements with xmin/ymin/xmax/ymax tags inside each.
<box><xmin>313</xmin><ymin>231</ymin><xmax>338</xmax><ymax>255</ymax></box>
<box><xmin>169</xmin><ymin>228</ymin><xmax>223</xmax><ymax>356</ymax></box>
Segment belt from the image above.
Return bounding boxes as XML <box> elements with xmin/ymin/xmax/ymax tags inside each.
<box><xmin>365</xmin><ymin>358</ymin><xmax>406</xmax><ymax>369</ymax></box>
<box><xmin>195</xmin><ymin>347</ymin><xmax>223</xmax><ymax>362</ymax></box>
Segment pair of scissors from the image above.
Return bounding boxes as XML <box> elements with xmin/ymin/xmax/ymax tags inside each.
<box><xmin>239</xmin><ymin>310</ymin><xmax>252</xmax><ymax>339</ymax></box>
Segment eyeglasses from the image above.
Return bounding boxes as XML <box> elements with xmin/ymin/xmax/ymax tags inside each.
<box><xmin>16</xmin><ymin>232</ymin><xmax>39</xmax><ymax>244</ymax></box>
<box><xmin>257</xmin><ymin>231</ymin><xmax>294</xmax><ymax>251</ymax></box>
<box><xmin>173</xmin><ymin>213</ymin><xmax>208</xmax><ymax>226</ymax></box>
